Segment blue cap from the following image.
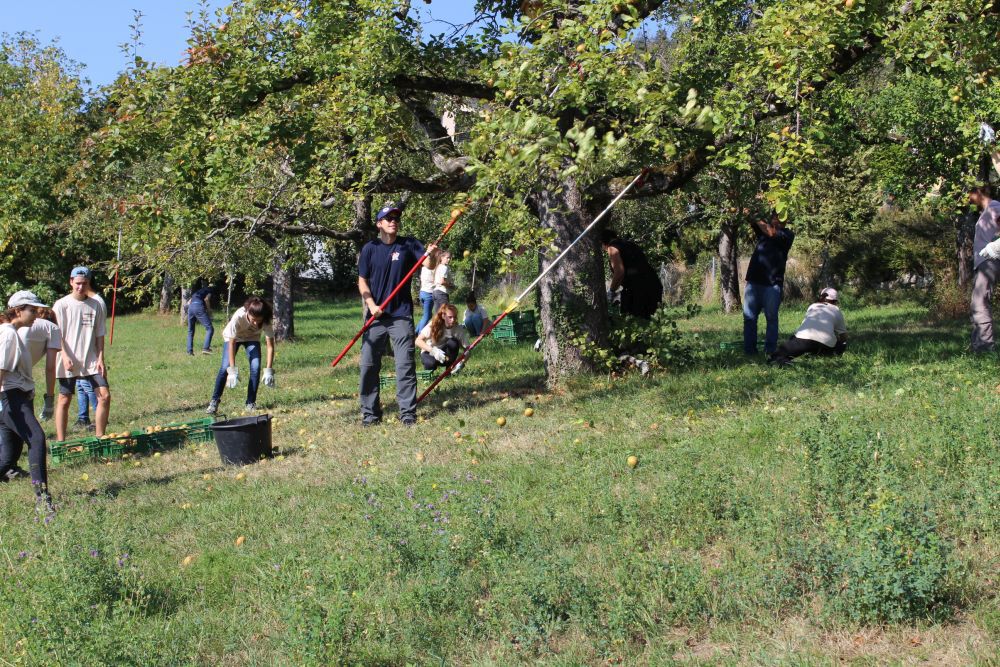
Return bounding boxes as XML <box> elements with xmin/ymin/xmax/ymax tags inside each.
<box><xmin>376</xmin><ymin>205</ymin><xmax>402</xmax><ymax>221</ymax></box>
<box><xmin>70</xmin><ymin>266</ymin><xmax>91</xmax><ymax>279</ymax></box>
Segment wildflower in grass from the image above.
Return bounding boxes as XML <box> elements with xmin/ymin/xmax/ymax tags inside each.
<box><xmin>406</xmin><ymin>487</ymin><xmax>414</xmax><ymax>499</ymax></box>
<box><xmin>272</xmin><ymin>563</ymin><xmax>280</xmax><ymax>571</ymax></box>
<box><xmin>89</xmin><ymin>549</ymin><xmax>99</xmax><ymax>558</ymax></box>
<box><xmin>17</xmin><ymin>551</ymin><xmax>27</xmax><ymax>559</ymax></box>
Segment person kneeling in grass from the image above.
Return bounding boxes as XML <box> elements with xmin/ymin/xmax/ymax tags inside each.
<box><xmin>0</xmin><ymin>291</ymin><xmax>54</xmax><ymax>513</ymax></box>
<box><xmin>462</xmin><ymin>293</ymin><xmax>491</xmax><ymax>337</ymax></box>
<box><xmin>416</xmin><ymin>304</ymin><xmax>469</xmax><ymax>374</ymax></box>
<box><xmin>206</xmin><ymin>296</ymin><xmax>275</xmax><ymax>415</ymax></box>
<box><xmin>768</xmin><ymin>287</ymin><xmax>847</xmax><ymax>367</ymax></box>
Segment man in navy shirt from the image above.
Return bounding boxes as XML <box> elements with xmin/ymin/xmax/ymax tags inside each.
<box><xmin>358</xmin><ymin>204</ymin><xmax>427</xmax><ymax>426</ymax></box>
<box><xmin>186</xmin><ymin>285</ymin><xmax>215</xmax><ymax>355</ymax></box>
<box><xmin>743</xmin><ymin>211</ymin><xmax>794</xmax><ymax>355</ymax></box>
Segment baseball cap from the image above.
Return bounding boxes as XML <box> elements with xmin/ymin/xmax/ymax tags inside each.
<box><xmin>820</xmin><ymin>287</ymin><xmax>839</xmax><ymax>302</ymax></box>
<box><xmin>7</xmin><ymin>290</ymin><xmax>49</xmax><ymax>309</ymax></box>
<box><xmin>70</xmin><ymin>266</ymin><xmax>91</xmax><ymax>279</ymax></box>
<box><xmin>376</xmin><ymin>205</ymin><xmax>402</xmax><ymax>221</ymax></box>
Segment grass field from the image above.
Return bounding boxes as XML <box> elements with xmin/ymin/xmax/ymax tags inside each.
<box><xmin>1</xmin><ymin>298</ymin><xmax>998</xmax><ymax>665</ymax></box>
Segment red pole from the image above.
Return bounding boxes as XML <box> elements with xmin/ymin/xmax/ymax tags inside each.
<box><xmin>330</xmin><ymin>209</ymin><xmax>464</xmax><ymax>368</ymax></box>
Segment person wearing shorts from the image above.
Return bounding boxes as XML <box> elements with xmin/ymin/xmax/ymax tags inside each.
<box><xmin>0</xmin><ymin>290</ymin><xmax>54</xmax><ymax>514</ymax></box>
<box><xmin>52</xmin><ymin>266</ymin><xmax>110</xmax><ymax>441</ymax></box>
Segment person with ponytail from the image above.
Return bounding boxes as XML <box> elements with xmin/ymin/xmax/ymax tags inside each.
<box><xmin>415</xmin><ymin>303</ymin><xmax>469</xmax><ymax>373</ymax></box>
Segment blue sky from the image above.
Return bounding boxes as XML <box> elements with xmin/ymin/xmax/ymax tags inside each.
<box><xmin>4</xmin><ymin>0</ymin><xmax>480</xmax><ymax>89</ymax></box>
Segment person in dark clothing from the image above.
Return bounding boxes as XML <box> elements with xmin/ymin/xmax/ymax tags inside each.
<box><xmin>357</xmin><ymin>204</ymin><xmax>430</xmax><ymax>427</ymax></box>
<box><xmin>186</xmin><ymin>285</ymin><xmax>215</xmax><ymax>355</ymax></box>
<box><xmin>600</xmin><ymin>229</ymin><xmax>663</xmax><ymax>319</ymax></box>
<box><xmin>743</xmin><ymin>211</ymin><xmax>794</xmax><ymax>355</ymax></box>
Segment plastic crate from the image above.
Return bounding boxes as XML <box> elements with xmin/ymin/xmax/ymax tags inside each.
<box><xmin>49</xmin><ymin>437</ymin><xmax>100</xmax><ymax>466</ymax></box>
<box><xmin>379</xmin><ymin>369</ymin><xmax>436</xmax><ymax>388</ymax></box>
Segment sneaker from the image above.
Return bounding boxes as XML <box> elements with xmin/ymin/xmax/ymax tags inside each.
<box><xmin>201</xmin><ymin>348</ymin><xmax>213</xmax><ymax>355</ymax></box>
<box><xmin>533</xmin><ymin>338</ymin><xmax>542</xmax><ymax>352</ymax></box>
<box><xmin>6</xmin><ymin>466</ymin><xmax>29</xmax><ymax>482</ymax></box>
<box><xmin>74</xmin><ymin>417</ymin><xmax>90</xmax><ymax>430</ymax></box>
<box><xmin>187</xmin><ymin>351</ymin><xmax>194</xmax><ymax>356</ymax></box>
<box><xmin>401</xmin><ymin>416</ymin><xmax>417</xmax><ymax>427</ymax></box>
<box><xmin>362</xmin><ymin>418</ymin><xmax>382</xmax><ymax>428</ymax></box>
<box><xmin>206</xmin><ymin>400</ymin><xmax>219</xmax><ymax>415</ymax></box>
<box><xmin>244</xmin><ymin>403</ymin><xmax>258</xmax><ymax>413</ymax></box>
<box><xmin>451</xmin><ymin>361</ymin><xmax>464</xmax><ymax>375</ymax></box>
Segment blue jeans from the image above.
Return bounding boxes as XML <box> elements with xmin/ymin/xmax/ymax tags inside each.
<box><xmin>464</xmin><ymin>312</ymin><xmax>484</xmax><ymax>337</ymax></box>
<box><xmin>187</xmin><ymin>300</ymin><xmax>214</xmax><ymax>353</ymax></box>
<box><xmin>416</xmin><ymin>291</ymin><xmax>434</xmax><ymax>335</ymax></box>
<box><xmin>212</xmin><ymin>341</ymin><xmax>262</xmax><ymax>404</ymax></box>
<box><xmin>743</xmin><ymin>283</ymin><xmax>783</xmax><ymax>354</ymax></box>
<box><xmin>76</xmin><ymin>378</ymin><xmax>97</xmax><ymax>422</ymax></box>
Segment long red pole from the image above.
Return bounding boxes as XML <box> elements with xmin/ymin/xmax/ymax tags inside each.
<box><xmin>417</xmin><ymin>170</ymin><xmax>648</xmax><ymax>404</ymax></box>
<box><xmin>330</xmin><ymin>209</ymin><xmax>465</xmax><ymax>368</ymax></box>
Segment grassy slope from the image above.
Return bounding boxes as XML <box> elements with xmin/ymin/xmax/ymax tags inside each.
<box><xmin>0</xmin><ymin>299</ymin><xmax>998</xmax><ymax>665</ymax></box>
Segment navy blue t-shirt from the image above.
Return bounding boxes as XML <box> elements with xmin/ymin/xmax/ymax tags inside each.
<box><xmin>358</xmin><ymin>236</ymin><xmax>426</xmax><ymax>319</ymax></box>
<box><xmin>191</xmin><ymin>287</ymin><xmax>213</xmax><ymax>304</ymax></box>
<box><xmin>745</xmin><ymin>227</ymin><xmax>794</xmax><ymax>287</ymax></box>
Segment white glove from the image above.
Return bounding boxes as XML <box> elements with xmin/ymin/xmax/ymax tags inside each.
<box><xmin>0</xmin><ymin>392</ymin><xmax>6</xmax><ymax>414</ymax></box>
<box><xmin>980</xmin><ymin>239</ymin><xmax>1000</xmax><ymax>260</ymax></box>
<box><xmin>226</xmin><ymin>366</ymin><xmax>240</xmax><ymax>389</ymax></box>
<box><xmin>430</xmin><ymin>346</ymin><xmax>447</xmax><ymax>364</ymax></box>
<box><xmin>39</xmin><ymin>394</ymin><xmax>54</xmax><ymax>420</ymax></box>
<box><xmin>262</xmin><ymin>368</ymin><xmax>275</xmax><ymax>388</ymax></box>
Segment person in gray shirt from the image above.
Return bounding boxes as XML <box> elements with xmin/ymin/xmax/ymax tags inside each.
<box><xmin>970</xmin><ymin>185</ymin><xmax>1000</xmax><ymax>352</ymax></box>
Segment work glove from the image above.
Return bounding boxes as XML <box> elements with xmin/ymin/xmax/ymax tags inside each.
<box><xmin>430</xmin><ymin>346</ymin><xmax>448</xmax><ymax>364</ymax></box>
<box><xmin>980</xmin><ymin>239</ymin><xmax>1000</xmax><ymax>260</ymax></box>
<box><xmin>606</xmin><ymin>288</ymin><xmax>620</xmax><ymax>305</ymax></box>
<box><xmin>262</xmin><ymin>368</ymin><xmax>276</xmax><ymax>388</ymax></box>
<box><xmin>39</xmin><ymin>394</ymin><xmax>54</xmax><ymax>420</ymax></box>
<box><xmin>226</xmin><ymin>366</ymin><xmax>240</xmax><ymax>389</ymax></box>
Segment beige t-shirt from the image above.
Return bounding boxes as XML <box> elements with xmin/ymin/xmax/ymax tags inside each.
<box><xmin>795</xmin><ymin>302</ymin><xmax>847</xmax><ymax>348</ymax></box>
<box><xmin>223</xmin><ymin>307</ymin><xmax>274</xmax><ymax>343</ymax></box>
<box><xmin>419</xmin><ymin>323</ymin><xmax>469</xmax><ymax>347</ymax></box>
<box><xmin>53</xmin><ymin>294</ymin><xmax>107</xmax><ymax>378</ymax></box>
<box><xmin>0</xmin><ymin>323</ymin><xmax>35</xmax><ymax>393</ymax></box>
<box><xmin>20</xmin><ymin>318</ymin><xmax>61</xmax><ymax>367</ymax></box>
<box><xmin>433</xmin><ymin>265</ymin><xmax>449</xmax><ymax>293</ymax></box>
<box><xmin>419</xmin><ymin>266</ymin><xmax>435</xmax><ymax>294</ymax></box>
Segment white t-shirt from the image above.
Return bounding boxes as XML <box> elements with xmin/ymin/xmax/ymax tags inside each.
<box><xmin>223</xmin><ymin>307</ymin><xmax>274</xmax><ymax>343</ymax></box>
<box><xmin>463</xmin><ymin>305</ymin><xmax>489</xmax><ymax>322</ymax></box>
<box><xmin>795</xmin><ymin>302</ymin><xmax>847</xmax><ymax>348</ymax></box>
<box><xmin>973</xmin><ymin>200</ymin><xmax>1000</xmax><ymax>270</ymax></box>
<box><xmin>0</xmin><ymin>323</ymin><xmax>35</xmax><ymax>393</ymax></box>
<box><xmin>52</xmin><ymin>294</ymin><xmax>107</xmax><ymax>378</ymax></box>
<box><xmin>419</xmin><ymin>267</ymin><xmax>435</xmax><ymax>294</ymax></box>
<box><xmin>433</xmin><ymin>265</ymin><xmax>449</xmax><ymax>294</ymax></box>
<box><xmin>20</xmin><ymin>318</ymin><xmax>61</xmax><ymax>367</ymax></box>
<box><xmin>419</xmin><ymin>323</ymin><xmax>469</xmax><ymax>347</ymax></box>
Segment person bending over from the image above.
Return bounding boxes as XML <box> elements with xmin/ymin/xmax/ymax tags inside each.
<box><xmin>769</xmin><ymin>288</ymin><xmax>847</xmax><ymax>366</ymax></box>
<box><xmin>416</xmin><ymin>304</ymin><xmax>469</xmax><ymax>373</ymax></box>
<box><xmin>206</xmin><ymin>296</ymin><xmax>276</xmax><ymax>414</ymax></box>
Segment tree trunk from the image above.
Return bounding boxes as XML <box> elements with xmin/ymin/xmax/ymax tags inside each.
<box><xmin>718</xmin><ymin>220</ymin><xmax>741</xmax><ymax>313</ymax></box>
<box><xmin>535</xmin><ymin>179</ymin><xmax>609</xmax><ymax>386</ymax></box>
<box><xmin>179</xmin><ymin>287</ymin><xmax>192</xmax><ymax>323</ymax></box>
<box><xmin>159</xmin><ymin>273</ymin><xmax>175</xmax><ymax>314</ymax></box>
<box><xmin>272</xmin><ymin>252</ymin><xmax>295</xmax><ymax>341</ymax></box>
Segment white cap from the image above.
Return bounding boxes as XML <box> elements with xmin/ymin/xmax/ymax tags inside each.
<box><xmin>7</xmin><ymin>290</ymin><xmax>48</xmax><ymax>309</ymax></box>
<box><xmin>820</xmin><ymin>287</ymin><xmax>839</xmax><ymax>302</ymax></box>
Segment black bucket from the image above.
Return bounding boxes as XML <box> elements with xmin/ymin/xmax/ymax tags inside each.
<box><xmin>210</xmin><ymin>415</ymin><xmax>273</xmax><ymax>466</ymax></box>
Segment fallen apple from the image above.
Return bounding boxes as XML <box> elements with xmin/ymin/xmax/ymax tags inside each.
<box><xmin>627</xmin><ymin>455</ymin><xmax>639</xmax><ymax>469</ymax></box>
<box><xmin>524</xmin><ymin>408</ymin><xmax>534</xmax><ymax>417</ymax></box>
<box><xmin>496</xmin><ymin>417</ymin><xmax>506</xmax><ymax>427</ymax></box>
<box><xmin>235</xmin><ymin>535</ymin><xmax>246</xmax><ymax>547</ymax></box>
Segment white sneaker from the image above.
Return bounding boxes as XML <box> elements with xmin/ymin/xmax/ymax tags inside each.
<box><xmin>244</xmin><ymin>403</ymin><xmax>257</xmax><ymax>413</ymax></box>
<box><xmin>451</xmin><ymin>361</ymin><xmax>464</xmax><ymax>375</ymax></box>
<box><xmin>206</xmin><ymin>400</ymin><xmax>219</xmax><ymax>415</ymax></box>
<box><xmin>533</xmin><ymin>338</ymin><xmax>542</xmax><ymax>352</ymax></box>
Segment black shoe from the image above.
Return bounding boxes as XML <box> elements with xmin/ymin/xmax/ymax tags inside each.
<box><xmin>201</xmin><ymin>348</ymin><xmax>213</xmax><ymax>355</ymax></box>
<box><xmin>401</xmin><ymin>416</ymin><xmax>417</xmax><ymax>427</ymax></box>
<box><xmin>362</xmin><ymin>418</ymin><xmax>382</xmax><ymax>428</ymax></box>
<box><xmin>74</xmin><ymin>418</ymin><xmax>91</xmax><ymax>430</ymax></box>
<box><xmin>187</xmin><ymin>351</ymin><xmax>194</xmax><ymax>356</ymax></box>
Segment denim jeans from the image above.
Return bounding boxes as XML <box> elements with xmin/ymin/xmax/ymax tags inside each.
<box><xmin>212</xmin><ymin>341</ymin><xmax>262</xmax><ymax>404</ymax></box>
<box><xmin>416</xmin><ymin>291</ymin><xmax>434</xmax><ymax>335</ymax></box>
<box><xmin>359</xmin><ymin>316</ymin><xmax>417</xmax><ymax>424</ymax></box>
<box><xmin>76</xmin><ymin>378</ymin><xmax>97</xmax><ymax>422</ymax></box>
<box><xmin>464</xmin><ymin>312</ymin><xmax>484</xmax><ymax>337</ymax></box>
<box><xmin>743</xmin><ymin>283</ymin><xmax>783</xmax><ymax>354</ymax></box>
<box><xmin>187</xmin><ymin>300</ymin><xmax>215</xmax><ymax>354</ymax></box>
<box><xmin>0</xmin><ymin>389</ymin><xmax>48</xmax><ymax>490</ymax></box>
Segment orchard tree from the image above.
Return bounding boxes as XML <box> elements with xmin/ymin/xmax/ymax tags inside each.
<box><xmin>78</xmin><ymin>0</ymin><xmax>999</xmax><ymax>381</ymax></box>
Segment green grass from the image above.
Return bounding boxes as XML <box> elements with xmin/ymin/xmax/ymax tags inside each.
<box><xmin>1</xmin><ymin>298</ymin><xmax>999</xmax><ymax>665</ymax></box>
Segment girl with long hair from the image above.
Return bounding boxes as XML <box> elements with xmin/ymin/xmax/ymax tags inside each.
<box><xmin>415</xmin><ymin>303</ymin><xmax>468</xmax><ymax>372</ymax></box>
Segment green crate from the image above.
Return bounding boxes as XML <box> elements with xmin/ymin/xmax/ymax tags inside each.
<box><xmin>48</xmin><ymin>437</ymin><xmax>100</xmax><ymax>466</ymax></box>
<box><xmin>379</xmin><ymin>369</ymin><xmax>436</xmax><ymax>388</ymax></box>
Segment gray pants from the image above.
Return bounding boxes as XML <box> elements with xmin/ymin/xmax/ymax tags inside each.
<box><xmin>971</xmin><ymin>259</ymin><xmax>1000</xmax><ymax>351</ymax></box>
<box><xmin>359</xmin><ymin>316</ymin><xmax>417</xmax><ymax>423</ymax></box>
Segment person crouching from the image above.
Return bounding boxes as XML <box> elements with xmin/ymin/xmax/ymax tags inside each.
<box><xmin>769</xmin><ymin>288</ymin><xmax>847</xmax><ymax>367</ymax></box>
<box><xmin>416</xmin><ymin>304</ymin><xmax>469</xmax><ymax>373</ymax></box>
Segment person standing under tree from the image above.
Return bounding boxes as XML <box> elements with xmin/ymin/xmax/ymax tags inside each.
<box><xmin>600</xmin><ymin>229</ymin><xmax>663</xmax><ymax>319</ymax></box>
<box><xmin>52</xmin><ymin>267</ymin><xmax>110</xmax><ymax>441</ymax></box>
<box><xmin>206</xmin><ymin>296</ymin><xmax>276</xmax><ymax>414</ymax></box>
<box><xmin>186</xmin><ymin>284</ymin><xmax>215</xmax><ymax>355</ymax></box>
<box><xmin>743</xmin><ymin>211</ymin><xmax>794</xmax><ymax>355</ymax></box>
<box><xmin>357</xmin><ymin>204</ymin><xmax>430</xmax><ymax>427</ymax></box>
<box><xmin>416</xmin><ymin>248</ymin><xmax>442</xmax><ymax>335</ymax></box>
<box><xmin>0</xmin><ymin>291</ymin><xmax>54</xmax><ymax>514</ymax></box>
<box><xmin>970</xmin><ymin>185</ymin><xmax>1000</xmax><ymax>352</ymax></box>
<box><xmin>432</xmin><ymin>250</ymin><xmax>453</xmax><ymax>312</ymax></box>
